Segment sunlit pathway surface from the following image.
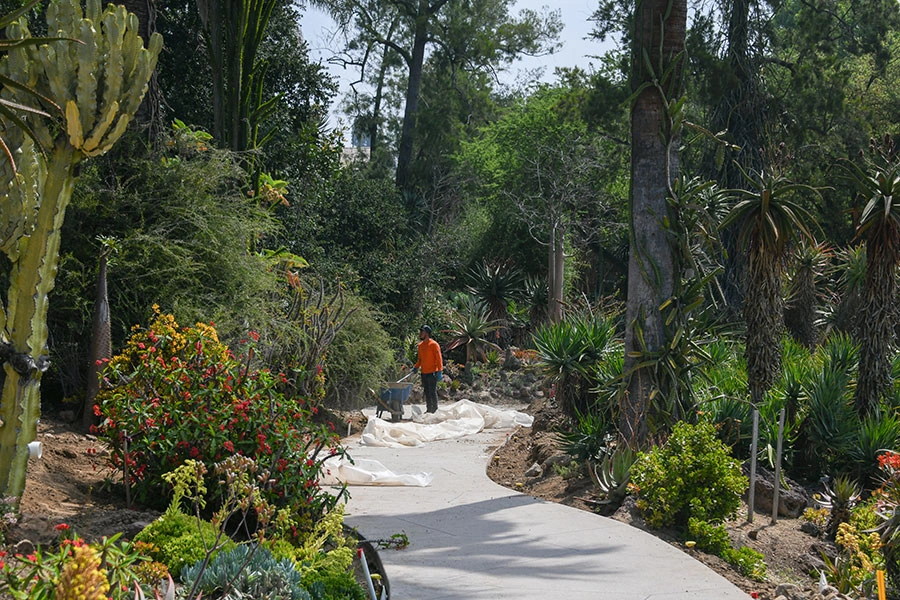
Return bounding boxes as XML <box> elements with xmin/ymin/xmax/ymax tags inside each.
<box><xmin>341</xmin><ymin>404</ymin><xmax>750</xmax><ymax>600</ymax></box>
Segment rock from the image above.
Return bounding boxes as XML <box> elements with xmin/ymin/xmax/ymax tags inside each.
<box><xmin>774</xmin><ymin>583</ymin><xmax>807</xmax><ymax>600</ymax></box>
<box><xmin>801</xmin><ymin>520</ymin><xmax>821</xmax><ymax>536</ymax></box>
<box><xmin>13</xmin><ymin>539</ymin><xmax>34</xmax><ymax>556</ymax></box>
<box><xmin>612</xmin><ymin>495</ymin><xmax>646</xmax><ymax>529</ymax></box>
<box><xmin>542</xmin><ymin>453</ymin><xmax>573</xmax><ymax>470</ymax></box>
<box><xmin>503</xmin><ymin>348</ymin><xmax>522</xmax><ymax>371</ymax></box>
<box><xmin>524</xmin><ymin>463</ymin><xmax>542</xmax><ymax>478</ymax></box>
<box><xmin>797</xmin><ymin>550</ymin><xmax>826</xmax><ymax>575</ymax></box>
<box><xmin>743</xmin><ymin>463</ymin><xmax>810</xmax><ymax>518</ymax></box>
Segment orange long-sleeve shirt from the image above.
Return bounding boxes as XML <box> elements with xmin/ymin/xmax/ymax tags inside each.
<box><xmin>414</xmin><ymin>338</ymin><xmax>443</xmax><ymax>374</ymax></box>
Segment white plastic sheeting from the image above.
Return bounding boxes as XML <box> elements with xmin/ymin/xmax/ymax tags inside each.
<box><xmin>361</xmin><ymin>399</ymin><xmax>533</xmax><ymax>448</ymax></box>
<box><xmin>321</xmin><ymin>456</ymin><xmax>434</xmax><ymax>487</ymax></box>
<box><xmin>321</xmin><ymin>399</ymin><xmax>532</xmax><ymax>487</ymax></box>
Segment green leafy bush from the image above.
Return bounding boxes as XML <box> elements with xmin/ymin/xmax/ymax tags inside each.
<box><xmin>321</xmin><ymin>294</ymin><xmax>395</xmax><ymax>409</ymax></box>
<box><xmin>686</xmin><ymin>517</ymin><xmax>730</xmax><ymax>555</ymax></box>
<box><xmin>631</xmin><ymin>421</ymin><xmax>747</xmax><ymax>528</ymax></box>
<box><xmin>686</xmin><ymin>518</ymin><xmax>767</xmax><ymax>580</ymax></box>
<box><xmin>97</xmin><ymin>310</ymin><xmax>348</xmax><ymax>528</ymax></box>
<box><xmin>301</xmin><ymin>567</ymin><xmax>368</xmax><ymax>600</ymax></box>
<box><xmin>134</xmin><ymin>509</ymin><xmax>232</xmax><ymax>578</ymax></box>
<box><xmin>182</xmin><ymin>544</ymin><xmax>310</xmax><ymax>599</ymax></box>
<box><xmin>722</xmin><ymin>545</ymin><xmax>767</xmax><ymax>580</ymax></box>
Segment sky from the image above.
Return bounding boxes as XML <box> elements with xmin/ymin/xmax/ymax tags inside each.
<box><xmin>300</xmin><ymin>0</ymin><xmax>614</xmax><ymax>135</ymax></box>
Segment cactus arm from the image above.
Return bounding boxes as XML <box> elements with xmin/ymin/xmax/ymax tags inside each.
<box><xmin>75</xmin><ymin>19</ymin><xmax>98</xmax><ymax>135</ymax></box>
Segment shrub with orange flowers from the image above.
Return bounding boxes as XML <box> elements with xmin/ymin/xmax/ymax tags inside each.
<box><xmin>96</xmin><ymin>309</ymin><xmax>348</xmax><ymax>532</ymax></box>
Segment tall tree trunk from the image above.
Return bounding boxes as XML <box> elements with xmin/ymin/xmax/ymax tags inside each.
<box><xmin>394</xmin><ymin>0</ymin><xmax>451</xmax><ymax>191</ymax></box>
<box><xmin>395</xmin><ymin>8</ymin><xmax>428</xmax><ymax>190</ymax></box>
<box><xmin>855</xmin><ymin>251</ymin><xmax>898</xmax><ymax>414</ymax></box>
<box><xmin>620</xmin><ymin>0</ymin><xmax>686</xmax><ymax>448</ymax></box>
<box><xmin>549</xmin><ymin>219</ymin><xmax>564</xmax><ymax>322</ymax></box>
<box><xmin>713</xmin><ymin>0</ymin><xmax>765</xmax><ymax>314</ymax></box>
<box><xmin>82</xmin><ymin>250</ymin><xmax>112</xmax><ymax>432</ymax></box>
<box><xmin>123</xmin><ymin>0</ymin><xmax>162</xmax><ymax>141</ymax></box>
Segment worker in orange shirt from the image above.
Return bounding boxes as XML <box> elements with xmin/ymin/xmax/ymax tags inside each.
<box><xmin>412</xmin><ymin>325</ymin><xmax>444</xmax><ymax>413</ymax></box>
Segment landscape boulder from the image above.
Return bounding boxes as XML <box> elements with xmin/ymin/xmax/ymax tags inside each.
<box><xmin>743</xmin><ymin>464</ymin><xmax>809</xmax><ymax>518</ymax></box>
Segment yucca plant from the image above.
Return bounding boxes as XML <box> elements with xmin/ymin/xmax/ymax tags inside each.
<box><xmin>523</xmin><ymin>274</ymin><xmax>549</xmax><ymax>327</ymax></box>
<box><xmin>721</xmin><ymin>152</ymin><xmax>822</xmax><ymax>406</ymax></box>
<box><xmin>841</xmin><ymin>135</ymin><xmax>900</xmax><ymax>416</ymax></box>
<box><xmin>822</xmin><ymin>245</ymin><xmax>866</xmax><ymax>338</ymax></box>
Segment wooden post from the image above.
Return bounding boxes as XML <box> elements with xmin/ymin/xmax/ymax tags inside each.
<box><xmin>748</xmin><ymin>409</ymin><xmax>759</xmax><ymax>523</ymax></box>
<box><xmin>771</xmin><ymin>408</ymin><xmax>785</xmax><ymax>525</ymax></box>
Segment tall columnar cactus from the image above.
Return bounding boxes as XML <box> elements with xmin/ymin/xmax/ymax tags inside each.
<box><xmin>0</xmin><ymin>0</ymin><xmax>162</xmax><ymax>502</ymax></box>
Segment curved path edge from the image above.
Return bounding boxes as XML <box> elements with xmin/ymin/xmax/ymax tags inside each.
<box><xmin>342</xmin><ymin>408</ymin><xmax>750</xmax><ymax>600</ymax></box>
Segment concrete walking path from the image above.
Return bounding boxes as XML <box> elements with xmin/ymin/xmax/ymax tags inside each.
<box><xmin>341</xmin><ymin>405</ymin><xmax>751</xmax><ymax>600</ymax></box>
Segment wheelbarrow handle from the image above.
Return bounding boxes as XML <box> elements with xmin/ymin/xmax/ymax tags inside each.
<box><xmin>397</xmin><ymin>370</ymin><xmax>415</xmax><ymax>383</ymax></box>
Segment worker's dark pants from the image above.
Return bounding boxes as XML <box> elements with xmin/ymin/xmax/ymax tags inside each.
<box><xmin>422</xmin><ymin>372</ymin><xmax>439</xmax><ymax>413</ymax></box>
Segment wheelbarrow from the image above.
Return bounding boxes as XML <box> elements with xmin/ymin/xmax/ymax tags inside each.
<box><xmin>375</xmin><ymin>372</ymin><xmax>414</xmax><ymax>422</ymax></box>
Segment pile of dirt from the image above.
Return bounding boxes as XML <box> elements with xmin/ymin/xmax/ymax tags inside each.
<box><xmin>486</xmin><ymin>395</ymin><xmax>839</xmax><ymax>600</ymax></box>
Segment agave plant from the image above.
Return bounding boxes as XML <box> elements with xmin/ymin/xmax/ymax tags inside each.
<box><xmin>534</xmin><ymin>312</ymin><xmax>619</xmax><ymax>417</ymax></box>
<box><xmin>442</xmin><ymin>294</ymin><xmax>502</xmax><ymax>367</ymax></box>
<box><xmin>465</xmin><ymin>259</ymin><xmax>525</xmax><ymax>324</ymax></box>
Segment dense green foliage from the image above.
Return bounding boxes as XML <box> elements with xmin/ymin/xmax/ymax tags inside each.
<box><xmin>630</xmin><ymin>421</ymin><xmax>746</xmax><ymax>529</ymax></box>
<box><xmin>134</xmin><ymin>510</ymin><xmax>232</xmax><ymax>578</ymax></box>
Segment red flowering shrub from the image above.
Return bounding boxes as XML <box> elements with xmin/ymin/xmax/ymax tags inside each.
<box><xmin>96</xmin><ymin>309</ymin><xmax>347</xmax><ymax>531</ymax></box>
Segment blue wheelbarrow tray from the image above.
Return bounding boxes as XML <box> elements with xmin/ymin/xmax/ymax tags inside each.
<box><xmin>376</xmin><ymin>382</ymin><xmax>413</xmax><ymax>422</ymax></box>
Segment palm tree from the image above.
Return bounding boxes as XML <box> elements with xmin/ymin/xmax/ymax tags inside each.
<box><xmin>721</xmin><ymin>154</ymin><xmax>820</xmax><ymax>405</ymax></box>
<box><xmin>842</xmin><ymin>135</ymin><xmax>900</xmax><ymax>415</ymax></box>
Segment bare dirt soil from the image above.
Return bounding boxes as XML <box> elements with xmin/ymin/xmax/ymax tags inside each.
<box><xmin>487</xmin><ymin>395</ymin><xmax>835</xmax><ymax>600</ymax></box>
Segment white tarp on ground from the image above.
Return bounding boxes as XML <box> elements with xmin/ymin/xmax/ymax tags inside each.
<box><xmin>321</xmin><ymin>456</ymin><xmax>435</xmax><ymax>487</ymax></box>
<box><xmin>320</xmin><ymin>399</ymin><xmax>533</xmax><ymax>487</ymax></box>
<box><xmin>361</xmin><ymin>399</ymin><xmax>533</xmax><ymax>448</ymax></box>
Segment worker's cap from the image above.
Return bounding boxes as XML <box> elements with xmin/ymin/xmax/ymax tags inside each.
<box><xmin>419</xmin><ymin>325</ymin><xmax>432</xmax><ymax>334</ymax></box>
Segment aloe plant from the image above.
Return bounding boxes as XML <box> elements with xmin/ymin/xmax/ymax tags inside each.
<box><xmin>589</xmin><ymin>446</ymin><xmax>636</xmax><ymax>505</ymax></box>
<box><xmin>0</xmin><ymin>0</ymin><xmax>161</xmax><ymax>501</ymax></box>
